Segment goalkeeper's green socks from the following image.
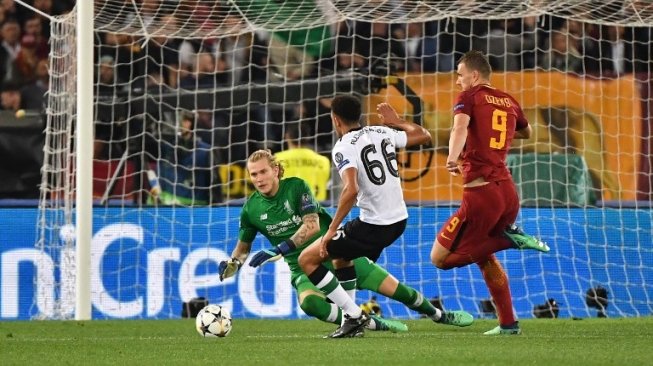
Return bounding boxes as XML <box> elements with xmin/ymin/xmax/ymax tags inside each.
<box><xmin>391</xmin><ymin>283</ymin><xmax>442</xmax><ymax>320</ymax></box>
<box><xmin>298</xmin><ymin>293</ymin><xmax>340</xmax><ymax>324</ymax></box>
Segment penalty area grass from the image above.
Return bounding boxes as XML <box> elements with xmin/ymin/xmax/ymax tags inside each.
<box><xmin>1</xmin><ymin>317</ymin><xmax>651</xmax><ymax>365</ymax></box>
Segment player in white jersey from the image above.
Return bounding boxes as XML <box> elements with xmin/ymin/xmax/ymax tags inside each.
<box><xmin>332</xmin><ymin>123</ymin><xmax>408</xmax><ymax>225</ymax></box>
<box><xmin>298</xmin><ymin>95</ymin><xmax>462</xmax><ymax>338</ymax></box>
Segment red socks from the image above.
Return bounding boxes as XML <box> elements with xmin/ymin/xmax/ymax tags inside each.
<box><xmin>478</xmin><ymin>255</ymin><xmax>516</xmax><ymax>326</ymax></box>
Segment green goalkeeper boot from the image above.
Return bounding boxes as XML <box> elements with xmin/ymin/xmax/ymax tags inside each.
<box><xmin>436</xmin><ymin>310</ymin><xmax>474</xmax><ymax>327</ymax></box>
<box><xmin>369</xmin><ymin>314</ymin><xmax>409</xmax><ymax>333</ymax></box>
<box><xmin>504</xmin><ymin>225</ymin><xmax>550</xmax><ymax>253</ymax></box>
<box><xmin>483</xmin><ymin>322</ymin><xmax>522</xmax><ymax>335</ymax></box>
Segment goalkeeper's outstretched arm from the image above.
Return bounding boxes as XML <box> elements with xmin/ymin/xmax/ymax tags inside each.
<box><xmin>219</xmin><ymin>240</ymin><xmax>252</xmax><ymax>281</ymax></box>
<box><xmin>230</xmin><ymin>240</ymin><xmax>252</xmax><ymax>264</ymax></box>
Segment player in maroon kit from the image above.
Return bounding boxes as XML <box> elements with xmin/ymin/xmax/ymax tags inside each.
<box><xmin>430</xmin><ymin>50</ymin><xmax>550</xmax><ymax>335</ymax></box>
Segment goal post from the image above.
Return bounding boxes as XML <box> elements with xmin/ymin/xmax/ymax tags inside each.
<box><xmin>27</xmin><ymin>1</ymin><xmax>653</xmax><ymax>321</ymax></box>
<box><xmin>75</xmin><ymin>0</ymin><xmax>94</xmax><ymax>321</ymax></box>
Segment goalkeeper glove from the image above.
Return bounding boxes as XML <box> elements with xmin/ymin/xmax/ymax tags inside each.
<box><xmin>249</xmin><ymin>239</ymin><xmax>296</xmax><ymax>267</ymax></box>
<box><xmin>218</xmin><ymin>258</ymin><xmax>242</xmax><ymax>281</ymax></box>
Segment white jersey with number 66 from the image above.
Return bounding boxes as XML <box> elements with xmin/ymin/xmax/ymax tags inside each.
<box><xmin>332</xmin><ymin>126</ymin><xmax>408</xmax><ymax>225</ymax></box>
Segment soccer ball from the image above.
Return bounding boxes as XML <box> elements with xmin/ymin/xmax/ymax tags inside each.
<box><xmin>195</xmin><ymin>305</ymin><xmax>232</xmax><ymax>337</ymax></box>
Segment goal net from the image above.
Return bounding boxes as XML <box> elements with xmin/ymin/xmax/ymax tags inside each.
<box><xmin>31</xmin><ymin>0</ymin><xmax>652</xmax><ymax>320</ymax></box>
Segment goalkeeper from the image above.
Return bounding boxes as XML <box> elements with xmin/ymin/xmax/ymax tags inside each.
<box><xmin>219</xmin><ymin>150</ymin><xmax>472</xmax><ymax>333</ymax></box>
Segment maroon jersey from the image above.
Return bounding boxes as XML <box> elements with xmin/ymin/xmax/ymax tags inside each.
<box><xmin>453</xmin><ymin>84</ymin><xmax>528</xmax><ymax>184</ymax></box>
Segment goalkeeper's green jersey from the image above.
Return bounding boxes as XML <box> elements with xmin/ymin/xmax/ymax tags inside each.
<box><xmin>238</xmin><ymin>177</ymin><xmax>331</xmax><ymax>272</ymax></box>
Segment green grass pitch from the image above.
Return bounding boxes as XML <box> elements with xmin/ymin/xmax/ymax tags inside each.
<box><xmin>2</xmin><ymin>318</ymin><xmax>651</xmax><ymax>365</ymax></box>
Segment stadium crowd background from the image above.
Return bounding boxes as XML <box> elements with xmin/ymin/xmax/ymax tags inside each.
<box><xmin>1</xmin><ymin>0</ymin><xmax>651</xmax><ymax>202</ymax></box>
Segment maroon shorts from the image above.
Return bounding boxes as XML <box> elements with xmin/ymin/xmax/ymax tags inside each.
<box><xmin>437</xmin><ymin>179</ymin><xmax>519</xmax><ymax>256</ymax></box>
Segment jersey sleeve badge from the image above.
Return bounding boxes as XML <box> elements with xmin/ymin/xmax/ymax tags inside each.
<box><xmin>334</xmin><ymin>152</ymin><xmax>350</xmax><ymax>171</ymax></box>
<box><xmin>301</xmin><ymin>192</ymin><xmax>316</xmax><ymax>212</ymax></box>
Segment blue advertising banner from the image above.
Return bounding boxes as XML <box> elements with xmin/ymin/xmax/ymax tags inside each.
<box><xmin>0</xmin><ymin>207</ymin><xmax>651</xmax><ymax>320</ymax></box>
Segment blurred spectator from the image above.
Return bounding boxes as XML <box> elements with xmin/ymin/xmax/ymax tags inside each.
<box><xmin>151</xmin><ymin>111</ymin><xmax>223</xmax><ymax>206</ymax></box>
<box><xmin>474</xmin><ymin>19</ymin><xmax>521</xmax><ymax>71</ymax></box>
<box><xmin>268</xmin><ymin>25</ymin><xmax>331</xmax><ymax>80</ymax></box>
<box><xmin>334</xmin><ymin>20</ymin><xmax>365</xmax><ymax>72</ymax></box>
<box><xmin>539</xmin><ymin>30</ymin><xmax>583</xmax><ymax>73</ymax></box>
<box><xmin>95</xmin><ymin>53</ymin><xmax>129</xmax><ymax>160</ymax></box>
<box><xmin>32</xmin><ymin>0</ymin><xmax>52</xmax><ymax>13</ymax></box>
<box><xmin>195</xmin><ymin>108</ymin><xmax>250</xmax><ymax>165</ymax></box>
<box><xmin>194</xmin><ymin>109</ymin><xmax>216</xmax><ymax>146</ymax></box>
<box><xmin>584</xmin><ymin>25</ymin><xmax>633</xmax><ymax>77</ymax></box>
<box><xmin>258</xmin><ymin>0</ymin><xmax>331</xmax><ymax>81</ymax></box>
<box><xmin>138</xmin><ymin>0</ymin><xmax>161</xmax><ymax>28</ymax></box>
<box><xmin>177</xmin><ymin>38</ymin><xmax>201</xmax><ymax>73</ymax></box>
<box><xmin>1</xmin><ymin>19</ymin><xmax>21</xmax><ymax>81</ymax></box>
<box><xmin>142</xmin><ymin>69</ymin><xmax>175</xmax><ymax>96</ymax></box>
<box><xmin>96</xmin><ymin>54</ymin><xmax>126</xmax><ymax>96</ymax></box>
<box><xmin>214</xmin><ymin>33</ymin><xmax>247</xmax><ymax>85</ymax></box>
<box><xmin>421</xmin><ymin>21</ymin><xmax>455</xmax><ymax>72</ymax></box>
<box><xmin>93</xmin><ymin>118</ymin><xmax>123</xmax><ymax>160</ymax></box>
<box><xmin>250</xmin><ymin>32</ymin><xmax>269</xmax><ymax>82</ymax></box>
<box><xmin>437</xmin><ymin>18</ymin><xmax>488</xmax><ymax>67</ymax></box>
<box><xmin>564</xmin><ymin>19</ymin><xmax>584</xmax><ymax>45</ymax></box>
<box><xmin>402</xmin><ymin>22</ymin><xmax>424</xmax><ymax>72</ymax></box>
<box><xmin>0</xmin><ymin>79</ymin><xmax>22</xmax><ymax>111</ymax></box>
<box><xmin>32</xmin><ymin>0</ymin><xmax>53</xmax><ymax>36</ymax></box>
<box><xmin>631</xmin><ymin>27</ymin><xmax>653</xmax><ymax>74</ymax></box>
<box><xmin>179</xmin><ymin>52</ymin><xmax>226</xmax><ymax>89</ymax></box>
<box><xmin>13</xmin><ymin>34</ymin><xmax>39</xmax><ymax>83</ymax></box>
<box><xmin>402</xmin><ymin>22</ymin><xmax>450</xmax><ymax>72</ymax></box>
<box><xmin>179</xmin><ymin>0</ymin><xmax>217</xmax><ymax>32</ymax></box>
<box><xmin>275</xmin><ymin>122</ymin><xmax>330</xmax><ymax>201</ymax></box>
<box><xmin>336</xmin><ymin>22</ymin><xmax>405</xmax><ymax>73</ymax></box>
<box><xmin>97</xmin><ymin>32</ymin><xmax>140</xmax><ymax>86</ymax></box>
<box><xmin>1</xmin><ymin>0</ymin><xmax>25</xmax><ymax>23</ymax></box>
<box><xmin>213</xmin><ymin>15</ymin><xmax>266</xmax><ymax>85</ymax></box>
<box><xmin>20</xmin><ymin>58</ymin><xmax>47</xmax><ymax>110</ymax></box>
<box><xmin>1</xmin><ymin>0</ymin><xmax>16</xmax><ymax>14</ymax></box>
<box><xmin>139</xmin><ymin>14</ymin><xmax>181</xmax><ymax>88</ymax></box>
<box><xmin>0</xmin><ymin>35</ymin><xmax>8</xmax><ymax>81</ymax></box>
<box><xmin>22</xmin><ymin>15</ymin><xmax>48</xmax><ymax>59</ymax></box>
<box><xmin>283</xmin><ymin>99</ymin><xmax>334</xmax><ymax>154</ymax></box>
<box><xmin>52</xmin><ymin>0</ymin><xmax>75</xmax><ymax>15</ymax></box>
<box><xmin>515</xmin><ymin>16</ymin><xmax>539</xmax><ymax>70</ymax></box>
